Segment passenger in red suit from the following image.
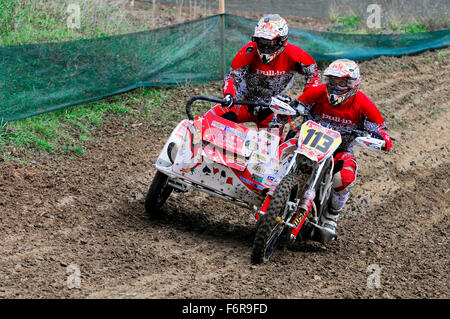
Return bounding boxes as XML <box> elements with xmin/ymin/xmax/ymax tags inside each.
<box><xmin>206</xmin><ymin>14</ymin><xmax>320</xmax><ymax>132</ymax></box>
<box><xmin>291</xmin><ymin>59</ymin><xmax>392</xmax><ymax>240</ymax></box>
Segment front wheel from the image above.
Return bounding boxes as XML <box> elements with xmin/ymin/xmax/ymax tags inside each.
<box><xmin>144</xmin><ymin>171</ymin><xmax>173</xmax><ymax>219</ymax></box>
<box><xmin>251</xmin><ymin>174</ymin><xmax>300</xmax><ymax>264</ymax></box>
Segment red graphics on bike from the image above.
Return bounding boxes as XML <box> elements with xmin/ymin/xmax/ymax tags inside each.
<box><xmin>170</xmin><ymin>111</ymin><xmax>290</xmax><ymax>199</ymax></box>
<box><xmin>201</xmin><ymin>112</ymin><xmax>250</xmax><ymax>171</ymax></box>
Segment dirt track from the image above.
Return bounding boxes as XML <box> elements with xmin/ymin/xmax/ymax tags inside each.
<box><xmin>0</xmin><ymin>50</ymin><xmax>448</xmax><ymax>299</ymax></box>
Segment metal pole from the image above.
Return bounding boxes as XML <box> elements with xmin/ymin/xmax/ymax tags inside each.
<box><xmin>219</xmin><ymin>0</ymin><xmax>226</xmax><ymax>79</ymax></box>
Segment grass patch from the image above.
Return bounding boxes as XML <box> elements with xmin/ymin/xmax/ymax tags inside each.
<box><xmin>437</xmin><ymin>49</ymin><xmax>450</xmax><ymax>59</ymax></box>
<box><xmin>329</xmin><ymin>14</ymin><xmax>432</xmax><ymax>34</ymax></box>
<box><xmin>327</xmin><ymin>5</ymin><xmax>449</xmax><ymax>34</ymax></box>
<box><xmin>426</xmin><ymin>106</ymin><xmax>442</xmax><ymax>118</ymax></box>
<box><xmin>330</xmin><ymin>13</ymin><xmax>361</xmax><ymax>29</ymax></box>
<box><xmin>392</xmin><ymin>117</ymin><xmax>407</xmax><ymax>128</ymax></box>
<box><xmin>329</xmin><ymin>8</ymin><xmax>362</xmax><ymax>33</ymax></box>
<box><xmin>0</xmin><ymin>0</ymin><xmax>175</xmax><ymax>162</ymax></box>
<box><xmin>389</xmin><ymin>21</ymin><xmax>427</xmax><ymax>33</ymax></box>
<box><xmin>0</xmin><ymin>83</ymin><xmax>223</xmax><ymax>162</ymax></box>
<box><xmin>0</xmin><ymin>86</ymin><xmax>179</xmax><ymax>161</ymax></box>
<box><xmin>0</xmin><ymin>0</ymin><xmax>144</xmax><ymax>46</ymax></box>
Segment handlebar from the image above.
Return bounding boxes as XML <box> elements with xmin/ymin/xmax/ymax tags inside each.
<box><xmin>339</xmin><ymin>129</ymin><xmax>366</xmax><ymax>137</ymax></box>
<box><xmin>185</xmin><ymin>95</ymin><xmax>387</xmax><ymax>151</ymax></box>
<box><xmin>339</xmin><ymin>129</ymin><xmax>385</xmax><ymax>150</ymax></box>
<box><xmin>185</xmin><ymin>95</ymin><xmax>270</xmax><ymax>121</ymax></box>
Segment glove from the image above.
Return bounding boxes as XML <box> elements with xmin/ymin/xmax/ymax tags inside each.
<box><xmin>290</xmin><ymin>99</ymin><xmax>306</xmax><ymax>116</ymax></box>
<box><xmin>378</xmin><ymin>128</ymin><xmax>392</xmax><ymax>151</ymax></box>
<box><xmin>223</xmin><ymin>93</ymin><xmax>235</xmax><ymax>108</ymax></box>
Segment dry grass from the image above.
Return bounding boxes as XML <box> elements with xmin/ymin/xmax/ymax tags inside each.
<box><xmin>328</xmin><ymin>0</ymin><xmax>449</xmax><ymax>33</ymax></box>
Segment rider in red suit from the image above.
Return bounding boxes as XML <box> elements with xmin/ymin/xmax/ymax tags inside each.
<box><xmin>206</xmin><ymin>14</ymin><xmax>320</xmax><ymax>132</ymax></box>
<box><xmin>291</xmin><ymin>59</ymin><xmax>392</xmax><ymax>241</ymax></box>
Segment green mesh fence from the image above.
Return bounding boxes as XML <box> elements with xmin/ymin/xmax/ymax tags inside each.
<box><xmin>1</xmin><ymin>14</ymin><xmax>449</xmax><ymax>122</ymax></box>
<box><xmin>228</xmin><ymin>15</ymin><xmax>450</xmax><ymax>61</ymax></box>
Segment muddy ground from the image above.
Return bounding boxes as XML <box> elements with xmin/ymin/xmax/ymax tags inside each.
<box><xmin>0</xmin><ymin>50</ymin><xmax>449</xmax><ymax>299</ymax></box>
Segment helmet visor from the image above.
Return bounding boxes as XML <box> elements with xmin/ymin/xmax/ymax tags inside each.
<box><xmin>323</xmin><ymin>75</ymin><xmax>357</xmax><ymax>88</ymax></box>
<box><xmin>254</xmin><ymin>37</ymin><xmax>282</xmax><ymax>54</ymax></box>
<box><xmin>323</xmin><ymin>76</ymin><xmax>351</xmax><ymax>96</ymax></box>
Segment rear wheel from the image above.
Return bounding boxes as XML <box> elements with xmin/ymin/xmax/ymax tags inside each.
<box><xmin>144</xmin><ymin>171</ymin><xmax>173</xmax><ymax>219</ymax></box>
<box><xmin>251</xmin><ymin>174</ymin><xmax>300</xmax><ymax>264</ymax></box>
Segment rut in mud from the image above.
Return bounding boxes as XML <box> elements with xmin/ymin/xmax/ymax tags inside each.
<box><xmin>0</xmin><ymin>50</ymin><xmax>448</xmax><ymax>298</ymax></box>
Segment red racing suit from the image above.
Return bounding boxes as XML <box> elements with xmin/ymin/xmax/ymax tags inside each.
<box><xmin>296</xmin><ymin>84</ymin><xmax>392</xmax><ymax>210</ymax></box>
<box><xmin>206</xmin><ymin>41</ymin><xmax>320</xmax><ymax>130</ymax></box>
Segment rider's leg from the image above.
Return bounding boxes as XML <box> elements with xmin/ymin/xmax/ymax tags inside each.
<box><xmin>320</xmin><ymin>151</ymin><xmax>357</xmax><ymax>236</ymax></box>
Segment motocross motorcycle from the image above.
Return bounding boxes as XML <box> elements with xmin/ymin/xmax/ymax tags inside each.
<box><xmin>145</xmin><ymin>95</ymin><xmax>386</xmax><ymax>264</ymax></box>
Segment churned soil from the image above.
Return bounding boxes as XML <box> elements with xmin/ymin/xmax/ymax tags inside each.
<box><xmin>0</xmin><ymin>50</ymin><xmax>448</xmax><ymax>299</ymax></box>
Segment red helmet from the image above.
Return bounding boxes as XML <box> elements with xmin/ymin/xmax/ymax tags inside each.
<box><xmin>252</xmin><ymin>14</ymin><xmax>288</xmax><ymax>64</ymax></box>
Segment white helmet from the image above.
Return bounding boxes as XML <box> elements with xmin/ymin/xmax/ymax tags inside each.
<box><xmin>323</xmin><ymin>59</ymin><xmax>361</xmax><ymax>106</ymax></box>
<box><xmin>252</xmin><ymin>14</ymin><xmax>289</xmax><ymax>64</ymax></box>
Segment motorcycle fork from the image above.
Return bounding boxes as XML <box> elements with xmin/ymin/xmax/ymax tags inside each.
<box><xmin>254</xmin><ymin>151</ymin><xmax>300</xmax><ymax>221</ymax></box>
<box><xmin>255</xmin><ymin>195</ymin><xmax>271</xmax><ymax>220</ymax></box>
<box><xmin>290</xmin><ymin>159</ymin><xmax>328</xmax><ymax>239</ymax></box>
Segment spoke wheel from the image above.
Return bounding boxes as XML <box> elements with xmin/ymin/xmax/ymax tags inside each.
<box><xmin>251</xmin><ymin>174</ymin><xmax>300</xmax><ymax>264</ymax></box>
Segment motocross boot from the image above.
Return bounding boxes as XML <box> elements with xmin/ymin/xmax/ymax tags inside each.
<box><xmin>318</xmin><ymin>207</ymin><xmax>341</xmax><ymax>244</ymax></box>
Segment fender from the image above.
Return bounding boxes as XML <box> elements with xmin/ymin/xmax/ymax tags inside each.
<box><xmin>155</xmin><ymin>119</ymin><xmax>192</xmax><ymax>168</ymax></box>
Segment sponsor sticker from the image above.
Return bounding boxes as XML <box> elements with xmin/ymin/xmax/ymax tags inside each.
<box><xmin>211</xmin><ymin>121</ymin><xmax>225</xmax><ymax>130</ymax></box>
<box><xmin>245</xmin><ymin>140</ymin><xmax>258</xmax><ymax>151</ymax></box>
<box><xmin>240</xmin><ymin>177</ymin><xmax>253</xmax><ymax>185</ymax></box>
<box><xmin>251</xmin><ymin>174</ymin><xmax>264</xmax><ymax>183</ymax></box>
<box><xmin>253</xmin><ymin>183</ymin><xmax>264</xmax><ymax>190</ymax></box>
<box><xmin>293</xmin><ymin>210</ymin><xmax>306</xmax><ymax>228</ymax></box>
<box><xmin>252</xmin><ymin>164</ymin><xmax>265</xmax><ymax>174</ymax></box>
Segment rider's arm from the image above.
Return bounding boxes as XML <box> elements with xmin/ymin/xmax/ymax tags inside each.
<box><xmin>223</xmin><ymin>67</ymin><xmax>248</xmax><ymax>99</ymax></box>
<box><xmin>288</xmin><ymin>44</ymin><xmax>320</xmax><ymax>92</ymax></box>
<box><xmin>291</xmin><ymin>84</ymin><xmax>325</xmax><ymax>116</ymax></box>
<box><xmin>223</xmin><ymin>43</ymin><xmax>256</xmax><ymax>98</ymax></box>
<box><xmin>358</xmin><ymin>92</ymin><xmax>392</xmax><ymax>151</ymax></box>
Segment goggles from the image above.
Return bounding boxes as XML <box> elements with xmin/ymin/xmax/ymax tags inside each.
<box><xmin>323</xmin><ymin>75</ymin><xmax>357</xmax><ymax>88</ymax></box>
<box><xmin>253</xmin><ymin>37</ymin><xmax>283</xmax><ymax>54</ymax></box>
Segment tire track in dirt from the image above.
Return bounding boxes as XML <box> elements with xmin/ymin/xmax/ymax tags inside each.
<box><xmin>0</xmin><ymin>50</ymin><xmax>448</xmax><ymax>298</ymax></box>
